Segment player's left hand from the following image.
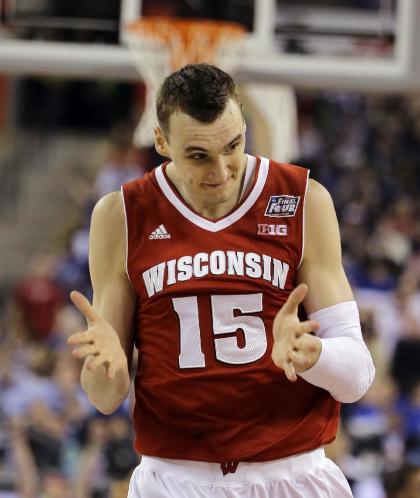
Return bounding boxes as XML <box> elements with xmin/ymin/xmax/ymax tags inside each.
<box><xmin>67</xmin><ymin>291</ymin><xmax>128</xmax><ymax>379</ymax></box>
<box><xmin>272</xmin><ymin>284</ymin><xmax>321</xmax><ymax>382</ymax></box>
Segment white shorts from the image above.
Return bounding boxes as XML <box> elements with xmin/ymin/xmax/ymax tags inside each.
<box><xmin>127</xmin><ymin>448</ymin><xmax>354</xmax><ymax>498</ymax></box>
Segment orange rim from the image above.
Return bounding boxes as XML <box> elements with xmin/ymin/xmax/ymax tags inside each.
<box><xmin>125</xmin><ymin>16</ymin><xmax>246</xmax><ymax>68</ymax></box>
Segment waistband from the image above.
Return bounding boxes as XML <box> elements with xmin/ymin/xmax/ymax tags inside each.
<box><xmin>139</xmin><ymin>448</ymin><xmax>327</xmax><ymax>484</ymax></box>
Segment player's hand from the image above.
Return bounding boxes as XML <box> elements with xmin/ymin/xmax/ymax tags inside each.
<box><xmin>67</xmin><ymin>291</ymin><xmax>128</xmax><ymax>379</ymax></box>
<box><xmin>272</xmin><ymin>284</ymin><xmax>321</xmax><ymax>382</ymax></box>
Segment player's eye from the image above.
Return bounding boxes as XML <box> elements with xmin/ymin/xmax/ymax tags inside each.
<box><xmin>226</xmin><ymin>142</ymin><xmax>240</xmax><ymax>153</ymax></box>
<box><xmin>189</xmin><ymin>153</ymin><xmax>207</xmax><ymax>161</ymax></box>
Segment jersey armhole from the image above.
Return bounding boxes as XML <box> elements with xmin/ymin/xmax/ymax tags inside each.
<box><xmin>120</xmin><ymin>185</ymin><xmax>132</xmax><ymax>283</ymax></box>
<box><xmin>297</xmin><ymin>169</ymin><xmax>310</xmax><ymax>269</ymax></box>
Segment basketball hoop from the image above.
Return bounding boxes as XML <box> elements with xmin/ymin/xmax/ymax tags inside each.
<box><xmin>123</xmin><ymin>17</ymin><xmax>246</xmax><ymax>148</ymax></box>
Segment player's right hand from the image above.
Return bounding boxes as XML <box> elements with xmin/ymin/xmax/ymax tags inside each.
<box><xmin>67</xmin><ymin>290</ymin><xmax>128</xmax><ymax>379</ymax></box>
<box><xmin>272</xmin><ymin>283</ymin><xmax>321</xmax><ymax>382</ymax></box>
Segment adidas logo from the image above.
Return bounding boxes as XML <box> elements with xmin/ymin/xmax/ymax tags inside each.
<box><xmin>149</xmin><ymin>224</ymin><xmax>171</xmax><ymax>240</ymax></box>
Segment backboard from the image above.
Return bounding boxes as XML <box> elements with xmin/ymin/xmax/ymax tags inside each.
<box><xmin>0</xmin><ymin>0</ymin><xmax>419</xmax><ymax>91</ymax></box>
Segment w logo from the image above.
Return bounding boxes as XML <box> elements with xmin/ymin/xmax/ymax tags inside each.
<box><xmin>220</xmin><ymin>460</ymin><xmax>239</xmax><ymax>475</ymax></box>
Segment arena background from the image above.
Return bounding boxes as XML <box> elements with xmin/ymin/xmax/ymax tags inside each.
<box><xmin>1</xmin><ymin>1</ymin><xmax>420</xmax><ymax>497</ymax></box>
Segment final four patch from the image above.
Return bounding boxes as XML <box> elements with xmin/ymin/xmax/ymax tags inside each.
<box><xmin>264</xmin><ymin>195</ymin><xmax>300</xmax><ymax>217</ymax></box>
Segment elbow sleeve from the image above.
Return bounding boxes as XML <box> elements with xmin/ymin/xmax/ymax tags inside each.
<box><xmin>298</xmin><ymin>301</ymin><xmax>375</xmax><ymax>403</ymax></box>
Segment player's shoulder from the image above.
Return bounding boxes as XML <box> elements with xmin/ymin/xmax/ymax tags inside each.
<box><xmin>92</xmin><ymin>191</ymin><xmax>125</xmax><ymax>228</ymax></box>
<box><xmin>269</xmin><ymin>158</ymin><xmax>307</xmax><ymax>171</ymax></box>
<box><xmin>306</xmin><ymin>178</ymin><xmax>334</xmax><ymax>210</ymax></box>
<box><xmin>268</xmin><ymin>159</ymin><xmax>310</xmax><ymax>185</ymax></box>
<box><xmin>94</xmin><ymin>190</ymin><xmax>123</xmax><ymax>212</ymax></box>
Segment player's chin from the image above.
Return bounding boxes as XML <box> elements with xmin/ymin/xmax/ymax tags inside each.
<box><xmin>207</xmin><ymin>192</ymin><xmax>231</xmax><ymax>204</ymax></box>
<box><xmin>201</xmin><ymin>186</ymin><xmax>232</xmax><ymax>201</ymax></box>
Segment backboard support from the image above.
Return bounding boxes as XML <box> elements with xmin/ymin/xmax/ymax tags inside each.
<box><xmin>0</xmin><ymin>0</ymin><xmax>419</xmax><ymax>92</ymax></box>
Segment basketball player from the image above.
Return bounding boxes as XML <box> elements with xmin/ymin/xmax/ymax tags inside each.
<box><xmin>68</xmin><ymin>64</ymin><xmax>375</xmax><ymax>497</ymax></box>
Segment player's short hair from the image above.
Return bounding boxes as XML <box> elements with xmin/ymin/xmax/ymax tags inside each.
<box><xmin>156</xmin><ymin>63</ymin><xmax>243</xmax><ymax>138</ymax></box>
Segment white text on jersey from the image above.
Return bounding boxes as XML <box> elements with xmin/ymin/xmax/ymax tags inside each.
<box><xmin>142</xmin><ymin>250</ymin><xmax>290</xmax><ymax>297</ymax></box>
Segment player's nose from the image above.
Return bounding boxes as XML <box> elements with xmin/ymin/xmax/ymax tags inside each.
<box><xmin>211</xmin><ymin>156</ymin><xmax>229</xmax><ymax>183</ymax></box>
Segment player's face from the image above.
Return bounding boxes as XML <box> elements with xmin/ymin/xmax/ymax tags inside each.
<box><xmin>157</xmin><ymin>99</ymin><xmax>247</xmax><ymax>209</ymax></box>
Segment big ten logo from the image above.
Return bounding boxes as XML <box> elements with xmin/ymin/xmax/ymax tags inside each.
<box><xmin>257</xmin><ymin>224</ymin><xmax>288</xmax><ymax>236</ymax></box>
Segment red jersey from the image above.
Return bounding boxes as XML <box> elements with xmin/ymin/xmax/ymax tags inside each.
<box><xmin>122</xmin><ymin>155</ymin><xmax>340</xmax><ymax>463</ymax></box>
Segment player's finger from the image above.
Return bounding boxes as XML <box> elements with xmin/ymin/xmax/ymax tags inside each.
<box><xmin>295</xmin><ymin>334</ymin><xmax>321</xmax><ymax>353</ymax></box>
<box><xmin>295</xmin><ymin>319</ymin><xmax>320</xmax><ymax>337</ymax></box>
<box><xmin>290</xmin><ymin>350</ymin><xmax>311</xmax><ymax>370</ymax></box>
<box><xmin>85</xmin><ymin>354</ymin><xmax>106</xmax><ymax>373</ymax></box>
<box><xmin>283</xmin><ymin>361</ymin><xmax>297</xmax><ymax>382</ymax></box>
<box><xmin>67</xmin><ymin>330</ymin><xmax>94</xmax><ymax>346</ymax></box>
<box><xmin>281</xmin><ymin>284</ymin><xmax>308</xmax><ymax>315</ymax></box>
<box><xmin>107</xmin><ymin>363</ymin><xmax>117</xmax><ymax>379</ymax></box>
<box><xmin>271</xmin><ymin>344</ymin><xmax>287</xmax><ymax>370</ymax></box>
<box><xmin>72</xmin><ymin>344</ymin><xmax>99</xmax><ymax>360</ymax></box>
<box><xmin>70</xmin><ymin>290</ymin><xmax>99</xmax><ymax>324</ymax></box>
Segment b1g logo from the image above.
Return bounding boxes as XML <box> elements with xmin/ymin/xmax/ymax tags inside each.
<box><xmin>264</xmin><ymin>195</ymin><xmax>300</xmax><ymax>218</ymax></box>
<box><xmin>257</xmin><ymin>224</ymin><xmax>288</xmax><ymax>236</ymax></box>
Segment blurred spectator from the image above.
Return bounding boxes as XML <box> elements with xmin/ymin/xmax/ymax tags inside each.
<box><xmin>104</xmin><ymin>416</ymin><xmax>138</xmax><ymax>496</ymax></box>
<box><xmin>56</xmin><ymin>228</ymin><xmax>91</xmax><ymax>300</ymax></box>
<box><xmin>74</xmin><ymin>416</ymin><xmax>110</xmax><ymax>498</ymax></box>
<box><xmin>93</xmin><ymin>130</ymin><xmax>147</xmax><ymax>200</ymax></box>
<box><xmin>0</xmin><ymin>345</ymin><xmax>59</xmax><ymax>419</ymax></box>
<box><xmin>52</xmin><ymin>305</ymin><xmax>86</xmax><ymax>350</ymax></box>
<box><xmin>26</xmin><ymin>401</ymin><xmax>65</xmax><ymax>474</ymax></box>
<box><xmin>384</xmin><ymin>462</ymin><xmax>420</xmax><ymax>498</ymax></box>
<box><xmin>8</xmin><ymin>417</ymin><xmax>38</xmax><ymax>498</ymax></box>
<box><xmin>343</xmin><ymin>376</ymin><xmax>404</xmax><ymax>498</ymax></box>
<box><xmin>39</xmin><ymin>471</ymin><xmax>72</xmax><ymax>498</ymax></box>
<box><xmin>391</xmin><ymin>288</ymin><xmax>420</xmax><ymax>396</ymax></box>
<box><xmin>0</xmin><ymin>345</ymin><xmax>91</xmax><ymax>436</ymax></box>
<box><xmin>368</xmin><ymin>199</ymin><xmax>414</xmax><ymax>267</ymax></box>
<box><xmin>8</xmin><ymin>412</ymin><xmax>73</xmax><ymax>498</ymax></box>
<box><xmin>355</xmin><ymin>284</ymin><xmax>420</xmax><ymax>356</ymax></box>
<box><xmin>51</xmin><ymin>351</ymin><xmax>93</xmax><ymax>422</ymax></box>
<box><xmin>297</xmin><ymin>115</ymin><xmax>323</xmax><ymax>162</ymax></box>
<box><xmin>359</xmin><ymin>308</ymin><xmax>389</xmax><ymax>382</ymax></box>
<box><xmin>11</xmin><ymin>252</ymin><xmax>65</xmax><ymax>343</ymax></box>
<box><xmin>402</xmin><ymin>382</ymin><xmax>420</xmax><ymax>462</ymax></box>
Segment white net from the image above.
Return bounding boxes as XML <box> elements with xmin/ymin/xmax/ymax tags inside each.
<box><xmin>124</xmin><ymin>36</ymin><xmax>171</xmax><ymax>148</ymax></box>
<box><xmin>123</xmin><ymin>18</ymin><xmax>245</xmax><ymax>148</ymax></box>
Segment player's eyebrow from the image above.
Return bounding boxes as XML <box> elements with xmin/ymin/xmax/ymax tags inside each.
<box><xmin>184</xmin><ymin>134</ymin><xmax>242</xmax><ymax>153</ymax></box>
<box><xmin>224</xmin><ymin>134</ymin><xmax>243</xmax><ymax>148</ymax></box>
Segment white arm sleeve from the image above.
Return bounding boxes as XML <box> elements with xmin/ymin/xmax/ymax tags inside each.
<box><xmin>298</xmin><ymin>301</ymin><xmax>375</xmax><ymax>403</ymax></box>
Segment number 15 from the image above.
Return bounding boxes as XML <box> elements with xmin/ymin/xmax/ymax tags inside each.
<box><xmin>172</xmin><ymin>293</ymin><xmax>267</xmax><ymax>369</ymax></box>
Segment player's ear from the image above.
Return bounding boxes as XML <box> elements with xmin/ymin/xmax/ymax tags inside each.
<box><xmin>154</xmin><ymin>127</ymin><xmax>169</xmax><ymax>157</ymax></box>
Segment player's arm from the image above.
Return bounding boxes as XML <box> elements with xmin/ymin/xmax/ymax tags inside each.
<box><xmin>299</xmin><ymin>178</ymin><xmax>354</xmax><ymax>311</ymax></box>
<box><xmin>68</xmin><ymin>191</ymin><xmax>136</xmax><ymax>414</ymax></box>
<box><xmin>272</xmin><ymin>179</ymin><xmax>375</xmax><ymax>402</ymax></box>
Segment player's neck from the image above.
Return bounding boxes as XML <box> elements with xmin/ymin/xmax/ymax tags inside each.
<box><xmin>190</xmin><ymin>191</ymin><xmax>241</xmax><ymax>219</ymax></box>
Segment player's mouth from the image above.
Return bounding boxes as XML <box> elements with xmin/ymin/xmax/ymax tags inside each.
<box><xmin>202</xmin><ymin>180</ymin><xmax>229</xmax><ymax>188</ymax></box>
